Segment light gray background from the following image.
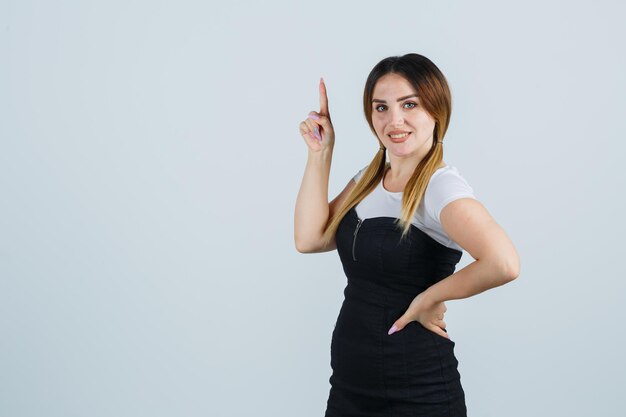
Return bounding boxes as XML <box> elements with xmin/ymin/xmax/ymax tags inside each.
<box><xmin>1</xmin><ymin>0</ymin><xmax>625</xmax><ymax>416</ymax></box>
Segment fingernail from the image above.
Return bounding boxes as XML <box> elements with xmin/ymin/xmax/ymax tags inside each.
<box><xmin>388</xmin><ymin>325</ymin><xmax>398</xmax><ymax>335</ymax></box>
<box><xmin>308</xmin><ymin>113</ymin><xmax>320</xmax><ymax>120</ymax></box>
<box><xmin>314</xmin><ymin>127</ymin><xmax>321</xmax><ymax>140</ymax></box>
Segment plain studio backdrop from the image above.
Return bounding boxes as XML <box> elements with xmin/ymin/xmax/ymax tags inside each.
<box><xmin>1</xmin><ymin>1</ymin><xmax>624</xmax><ymax>416</ymax></box>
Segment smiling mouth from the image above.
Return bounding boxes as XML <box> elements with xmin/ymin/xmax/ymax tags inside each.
<box><xmin>388</xmin><ymin>132</ymin><xmax>411</xmax><ymax>142</ymax></box>
<box><xmin>387</xmin><ymin>132</ymin><xmax>411</xmax><ymax>139</ymax></box>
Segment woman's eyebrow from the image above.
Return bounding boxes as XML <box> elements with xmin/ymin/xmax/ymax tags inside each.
<box><xmin>372</xmin><ymin>94</ymin><xmax>418</xmax><ymax>104</ymax></box>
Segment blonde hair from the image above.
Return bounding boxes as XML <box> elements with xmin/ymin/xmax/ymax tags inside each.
<box><xmin>321</xmin><ymin>53</ymin><xmax>452</xmax><ymax>247</ymax></box>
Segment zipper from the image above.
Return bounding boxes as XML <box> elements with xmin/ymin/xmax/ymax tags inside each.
<box><xmin>352</xmin><ymin>218</ymin><xmax>363</xmax><ymax>261</ymax></box>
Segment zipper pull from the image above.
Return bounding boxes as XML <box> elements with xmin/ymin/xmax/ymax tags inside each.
<box><xmin>352</xmin><ymin>219</ymin><xmax>363</xmax><ymax>261</ymax></box>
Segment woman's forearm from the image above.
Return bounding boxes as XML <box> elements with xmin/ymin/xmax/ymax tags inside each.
<box><xmin>294</xmin><ymin>147</ymin><xmax>334</xmax><ymax>251</ymax></box>
<box><xmin>423</xmin><ymin>258</ymin><xmax>518</xmax><ymax>304</ymax></box>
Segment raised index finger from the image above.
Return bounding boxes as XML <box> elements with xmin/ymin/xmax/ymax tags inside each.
<box><xmin>319</xmin><ymin>77</ymin><xmax>329</xmax><ymax>116</ymax></box>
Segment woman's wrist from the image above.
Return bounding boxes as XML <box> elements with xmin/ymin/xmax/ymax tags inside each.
<box><xmin>420</xmin><ymin>286</ymin><xmax>442</xmax><ymax>306</ymax></box>
<box><xmin>308</xmin><ymin>145</ymin><xmax>334</xmax><ymax>161</ymax></box>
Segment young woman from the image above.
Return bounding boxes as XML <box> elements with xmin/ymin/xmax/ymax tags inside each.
<box><xmin>294</xmin><ymin>53</ymin><xmax>520</xmax><ymax>417</ymax></box>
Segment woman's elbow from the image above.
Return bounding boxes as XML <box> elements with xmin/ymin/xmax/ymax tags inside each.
<box><xmin>295</xmin><ymin>237</ymin><xmax>311</xmax><ymax>253</ymax></box>
<box><xmin>295</xmin><ymin>236</ymin><xmax>319</xmax><ymax>253</ymax></box>
<box><xmin>295</xmin><ymin>241</ymin><xmax>312</xmax><ymax>253</ymax></box>
<box><xmin>503</xmin><ymin>252</ymin><xmax>521</xmax><ymax>281</ymax></box>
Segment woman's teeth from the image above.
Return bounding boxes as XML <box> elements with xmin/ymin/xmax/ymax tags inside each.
<box><xmin>389</xmin><ymin>133</ymin><xmax>410</xmax><ymax>139</ymax></box>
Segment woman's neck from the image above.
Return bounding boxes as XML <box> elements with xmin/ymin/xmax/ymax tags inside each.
<box><xmin>384</xmin><ymin>161</ymin><xmax>447</xmax><ymax>192</ymax></box>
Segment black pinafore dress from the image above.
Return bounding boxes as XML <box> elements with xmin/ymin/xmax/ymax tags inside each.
<box><xmin>324</xmin><ymin>206</ymin><xmax>467</xmax><ymax>417</ymax></box>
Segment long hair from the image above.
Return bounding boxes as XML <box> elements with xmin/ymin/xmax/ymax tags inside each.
<box><xmin>321</xmin><ymin>53</ymin><xmax>452</xmax><ymax>247</ymax></box>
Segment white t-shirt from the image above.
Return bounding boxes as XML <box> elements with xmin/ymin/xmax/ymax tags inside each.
<box><xmin>352</xmin><ymin>164</ymin><xmax>477</xmax><ymax>252</ymax></box>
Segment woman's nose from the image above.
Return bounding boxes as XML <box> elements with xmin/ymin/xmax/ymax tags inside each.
<box><xmin>390</xmin><ymin>109</ymin><xmax>404</xmax><ymax>125</ymax></box>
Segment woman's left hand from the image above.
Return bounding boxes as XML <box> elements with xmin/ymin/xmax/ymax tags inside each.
<box><xmin>387</xmin><ymin>292</ymin><xmax>449</xmax><ymax>339</ymax></box>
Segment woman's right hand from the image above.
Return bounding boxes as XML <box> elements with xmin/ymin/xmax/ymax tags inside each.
<box><xmin>299</xmin><ymin>77</ymin><xmax>335</xmax><ymax>152</ymax></box>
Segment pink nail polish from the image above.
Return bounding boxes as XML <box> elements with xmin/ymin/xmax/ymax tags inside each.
<box><xmin>388</xmin><ymin>325</ymin><xmax>398</xmax><ymax>335</ymax></box>
<box><xmin>308</xmin><ymin>114</ymin><xmax>320</xmax><ymax>120</ymax></box>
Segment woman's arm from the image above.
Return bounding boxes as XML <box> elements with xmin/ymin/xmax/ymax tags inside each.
<box><xmin>294</xmin><ymin>148</ymin><xmax>334</xmax><ymax>252</ymax></box>
<box><xmin>422</xmin><ymin>197</ymin><xmax>520</xmax><ymax>304</ymax></box>
<box><xmin>386</xmin><ymin>195</ymin><xmax>521</xmax><ymax>338</ymax></box>
<box><xmin>294</xmin><ymin>78</ymin><xmax>340</xmax><ymax>253</ymax></box>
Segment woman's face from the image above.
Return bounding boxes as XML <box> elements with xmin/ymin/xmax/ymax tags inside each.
<box><xmin>371</xmin><ymin>72</ymin><xmax>436</xmax><ymax>159</ymax></box>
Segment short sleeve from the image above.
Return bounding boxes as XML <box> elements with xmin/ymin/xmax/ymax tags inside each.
<box><xmin>352</xmin><ymin>164</ymin><xmax>369</xmax><ymax>182</ymax></box>
<box><xmin>425</xmin><ymin>169</ymin><xmax>476</xmax><ymax>224</ymax></box>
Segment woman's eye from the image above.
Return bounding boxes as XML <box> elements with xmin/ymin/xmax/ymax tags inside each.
<box><xmin>374</xmin><ymin>102</ymin><xmax>417</xmax><ymax>112</ymax></box>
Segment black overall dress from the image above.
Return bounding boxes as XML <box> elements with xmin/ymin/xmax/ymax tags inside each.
<box><xmin>324</xmin><ymin>206</ymin><xmax>467</xmax><ymax>417</ymax></box>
